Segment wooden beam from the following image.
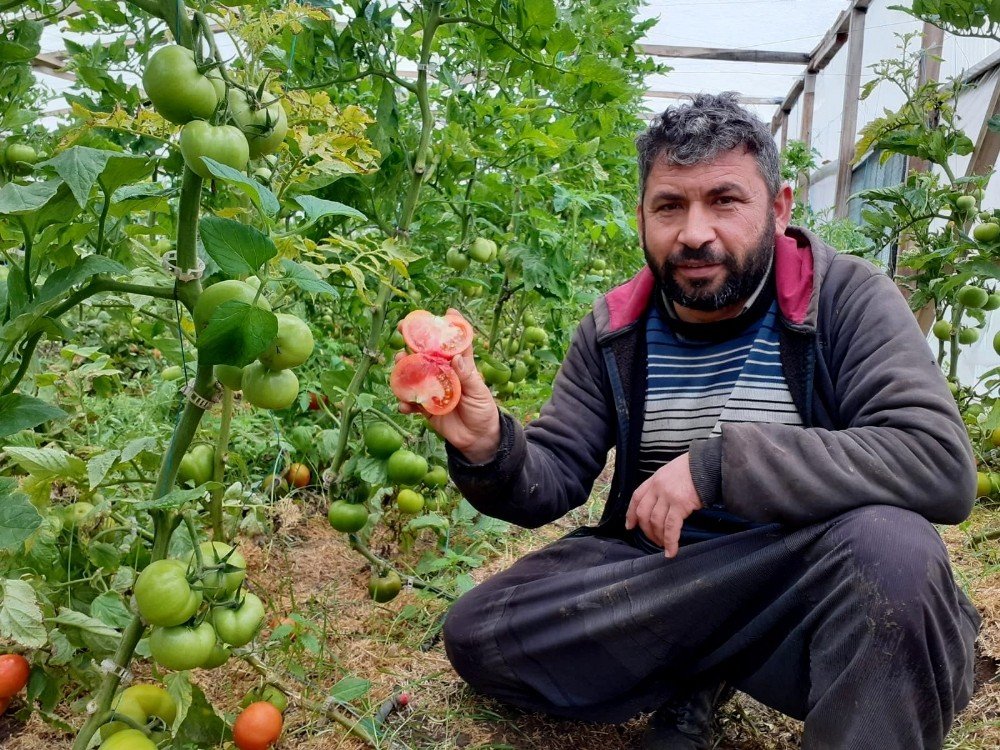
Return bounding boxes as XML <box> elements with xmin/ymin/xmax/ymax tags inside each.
<box><xmin>907</xmin><ymin>24</ymin><xmax>946</xmax><ymax>178</ymax></box>
<box><xmin>798</xmin><ymin>72</ymin><xmax>817</xmax><ymax>205</ymax></box>
<box><xmin>645</xmin><ymin>91</ymin><xmax>784</xmax><ymax>106</ymax></box>
<box><xmin>31</xmin><ymin>53</ymin><xmax>75</xmax><ymax>81</ymax></box>
<box><xmin>966</xmin><ymin>69</ymin><xmax>1000</xmax><ymax>177</ymax></box>
<box><xmin>834</xmin><ymin>6</ymin><xmax>868</xmax><ymax>219</ymax></box>
<box><xmin>639</xmin><ymin>44</ymin><xmax>810</xmax><ymax>65</ymax></box>
<box><xmin>780</xmin><ymin>115</ymin><xmax>789</xmax><ymax>150</ymax></box>
<box><xmin>772</xmin><ymin>77</ymin><xmax>804</xmax><ymax>134</ymax></box>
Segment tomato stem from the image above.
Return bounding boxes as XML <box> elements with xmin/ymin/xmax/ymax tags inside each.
<box><xmin>210</xmin><ymin>387</ymin><xmax>236</xmax><ymax>541</ymax></box>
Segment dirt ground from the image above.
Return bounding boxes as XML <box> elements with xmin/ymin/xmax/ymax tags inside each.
<box><xmin>2</xmin><ymin>494</ymin><xmax>998</xmax><ymax>750</ymax></box>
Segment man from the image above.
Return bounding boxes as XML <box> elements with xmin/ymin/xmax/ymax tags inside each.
<box><xmin>398</xmin><ymin>93</ymin><xmax>981</xmax><ymax>749</ymax></box>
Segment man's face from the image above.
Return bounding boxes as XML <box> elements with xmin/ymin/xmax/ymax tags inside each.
<box><xmin>636</xmin><ymin>148</ymin><xmax>792</xmax><ymax>322</ymax></box>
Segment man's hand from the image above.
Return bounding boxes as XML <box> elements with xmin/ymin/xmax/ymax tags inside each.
<box><xmin>625</xmin><ymin>453</ymin><xmax>702</xmax><ymax>557</ymax></box>
<box><xmin>397</xmin><ymin>308</ymin><xmax>501</xmax><ymax>464</ymax></box>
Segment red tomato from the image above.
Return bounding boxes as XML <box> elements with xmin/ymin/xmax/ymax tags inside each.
<box><xmin>397</xmin><ymin>310</ymin><xmax>473</xmax><ymax>358</ymax></box>
<box><xmin>233</xmin><ymin>701</ymin><xmax>283</xmax><ymax>750</ymax></box>
<box><xmin>390</xmin><ymin>353</ymin><xmax>462</xmax><ymax>415</ymax></box>
<box><xmin>0</xmin><ymin>654</ymin><xmax>29</xmax><ymax>698</ymax></box>
<box><xmin>284</xmin><ymin>463</ymin><xmax>310</xmax><ymax>488</ymax></box>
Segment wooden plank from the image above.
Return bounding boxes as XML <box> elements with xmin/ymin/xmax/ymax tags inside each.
<box><xmin>31</xmin><ymin>52</ymin><xmax>75</xmax><ymax>81</ymax></box>
<box><xmin>797</xmin><ymin>72</ymin><xmax>817</xmax><ymax>205</ymax></box>
<box><xmin>639</xmin><ymin>44</ymin><xmax>810</xmax><ymax>65</ymax></box>
<box><xmin>834</xmin><ymin>6</ymin><xmax>868</xmax><ymax>219</ymax></box>
<box><xmin>772</xmin><ymin>77</ymin><xmax>804</xmax><ymax>133</ymax></box>
<box><xmin>966</xmin><ymin>69</ymin><xmax>1000</xmax><ymax>177</ymax></box>
<box><xmin>779</xmin><ymin>114</ymin><xmax>789</xmax><ymax>150</ymax></box>
<box><xmin>906</xmin><ymin>24</ymin><xmax>945</xmax><ymax>183</ymax></box>
<box><xmin>645</xmin><ymin>91</ymin><xmax>784</xmax><ymax>106</ymax></box>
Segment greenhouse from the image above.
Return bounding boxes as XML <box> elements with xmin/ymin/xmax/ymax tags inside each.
<box><xmin>1</xmin><ymin>0</ymin><xmax>999</xmax><ymax>748</ymax></box>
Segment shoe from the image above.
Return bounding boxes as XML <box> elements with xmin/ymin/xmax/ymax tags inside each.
<box><xmin>640</xmin><ymin>682</ymin><xmax>732</xmax><ymax>750</ymax></box>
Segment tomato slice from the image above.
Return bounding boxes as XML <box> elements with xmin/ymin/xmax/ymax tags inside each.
<box><xmin>390</xmin><ymin>353</ymin><xmax>462</xmax><ymax>415</ymax></box>
<box><xmin>398</xmin><ymin>310</ymin><xmax>474</xmax><ymax>357</ymax></box>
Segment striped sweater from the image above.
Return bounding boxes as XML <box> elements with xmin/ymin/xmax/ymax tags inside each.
<box><xmin>636</xmin><ymin>281</ymin><xmax>802</xmax><ymax>547</ymax></box>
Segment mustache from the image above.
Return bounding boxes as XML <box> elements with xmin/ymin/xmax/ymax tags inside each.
<box><xmin>665</xmin><ymin>245</ymin><xmax>730</xmax><ymax>267</ymax></box>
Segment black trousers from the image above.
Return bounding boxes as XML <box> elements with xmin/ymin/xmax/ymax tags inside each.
<box><xmin>443</xmin><ymin>505</ymin><xmax>981</xmax><ymax>749</ymax></box>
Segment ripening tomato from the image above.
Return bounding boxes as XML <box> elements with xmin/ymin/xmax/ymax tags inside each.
<box><xmin>398</xmin><ymin>310</ymin><xmax>474</xmax><ymax>356</ymax></box>
<box><xmin>233</xmin><ymin>701</ymin><xmax>283</xmax><ymax>750</ymax></box>
<box><xmin>0</xmin><ymin>654</ymin><xmax>29</xmax><ymax>699</ymax></box>
<box><xmin>284</xmin><ymin>463</ymin><xmax>310</xmax><ymax>488</ymax></box>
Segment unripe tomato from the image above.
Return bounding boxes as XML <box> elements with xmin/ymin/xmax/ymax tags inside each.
<box><xmin>932</xmin><ymin>320</ymin><xmax>953</xmax><ymax>341</ymax></box>
<box><xmin>423</xmin><ymin>465</ymin><xmax>449</xmax><ymax>488</ymax></box>
<box><xmin>983</xmin><ymin>292</ymin><xmax>1000</xmax><ymax>311</ymax></box>
<box><xmin>468</xmin><ymin>237</ymin><xmax>497</xmax><ymax>263</ymax></box>
<box><xmin>180</xmin><ymin>120</ymin><xmax>250</xmax><ymax>179</ymax></box>
<box><xmin>509</xmin><ymin>359</ymin><xmax>528</xmax><ymax>383</ymax></box>
<box><xmin>480</xmin><ymin>357</ymin><xmax>511</xmax><ymax>386</ymax></box>
<box><xmin>0</xmin><ymin>654</ymin><xmax>29</xmax><ymax>699</ymax></box>
<box><xmin>258</xmin><ymin>313</ymin><xmax>314</xmax><ymax>370</ymax></box>
<box><xmin>991</xmin><ymin>427</ymin><xmax>1000</xmax><ymax>448</ymax></box>
<box><xmin>386</xmin><ymin>449</ymin><xmax>428</xmax><ymax>485</ymax></box>
<box><xmin>193</xmin><ymin>280</ymin><xmax>270</xmax><ymax>332</ymax></box>
<box><xmin>396</xmin><ymin>488</ymin><xmax>425</xmax><ymax>514</ymax></box>
<box><xmin>363</xmin><ymin>423</ymin><xmax>403</xmax><ymax>459</ymax></box>
<box><xmin>959</xmin><ymin>328</ymin><xmax>980</xmax><ymax>345</ymax></box>
<box><xmin>368</xmin><ymin>571</ymin><xmax>402</xmax><ymax>603</ymax></box>
<box><xmin>956</xmin><ymin>195</ymin><xmax>977</xmax><ymax>212</ymax></box>
<box><xmin>212</xmin><ymin>592</ymin><xmax>266</xmax><ymax>647</ymax></box>
<box><xmin>64</xmin><ymin>501</ymin><xmax>96</xmax><ymax>530</ymax></box>
<box><xmin>190</xmin><ymin>541</ymin><xmax>246</xmax><ymax>600</ymax></box>
<box><xmin>233</xmin><ymin>701</ymin><xmax>283</xmax><ymax>750</ymax></box>
<box><xmin>162</xmin><ymin>365</ymin><xmax>183</xmax><ymax>382</ymax></box>
<box><xmin>241</xmin><ymin>363</ymin><xmax>299</xmax><ymax>410</ymax></box>
<box><xmin>149</xmin><ymin>621</ymin><xmax>217</xmax><ymax>670</ymax></box>
<box><xmin>995</xmin><ymin>330</ymin><xmax>1000</xmax><ymax>357</ymax></box>
<box><xmin>957</xmin><ymin>285</ymin><xmax>989</xmax><ymax>309</ymax></box>
<box><xmin>215</xmin><ymin>364</ymin><xmax>245</xmax><ymax>390</ymax></box>
<box><xmin>98</xmin><ymin>728</ymin><xmax>158</xmax><ymax>750</ymax></box>
<box><xmin>261</xmin><ymin>474</ymin><xmax>288</xmax><ymax>497</ymax></box>
<box><xmin>327</xmin><ymin>500</ymin><xmax>369</xmax><ymax>533</ymax></box>
<box><xmin>5</xmin><ymin>143</ymin><xmax>37</xmax><ymax>168</ymax></box>
<box><xmin>284</xmin><ymin>463</ymin><xmax>310</xmax><ymax>488</ymax></box>
<box><xmin>978</xmin><ymin>471</ymin><xmax>992</xmax><ymax>498</ymax></box>
<box><xmin>523</xmin><ymin>326</ymin><xmax>549</xmax><ymax>347</ymax></box>
<box><xmin>142</xmin><ymin>46</ymin><xmax>223</xmax><ymax>124</ymax></box>
<box><xmin>226</xmin><ymin>89</ymin><xmax>288</xmax><ymax>158</ymax></box>
<box><xmin>134</xmin><ymin>559</ymin><xmax>203</xmax><ymax>627</ymax></box>
<box><xmin>445</xmin><ymin>247</ymin><xmax>470</xmax><ymax>272</ymax></box>
<box><xmin>973</xmin><ymin>222</ymin><xmax>1000</xmax><ymax>243</ymax></box>
<box><xmin>102</xmin><ymin>684</ymin><xmax>177</xmax><ymax>739</ymax></box>
<box><xmin>177</xmin><ymin>443</ymin><xmax>215</xmax><ymax>487</ymax></box>
<box><xmin>201</xmin><ymin>642</ymin><xmax>231</xmax><ymax>669</ymax></box>
<box><xmin>388</xmin><ymin>329</ymin><xmax>406</xmax><ymax>349</ymax></box>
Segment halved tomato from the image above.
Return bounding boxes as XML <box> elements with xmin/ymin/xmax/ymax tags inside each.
<box><xmin>398</xmin><ymin>310</ymin><xmax>473</xmax><ymax>357</ymax></box>
<box><xmin>390</xmin><ymin>353</ymin><xmax>462</xmax><ymax>415</ymax></box>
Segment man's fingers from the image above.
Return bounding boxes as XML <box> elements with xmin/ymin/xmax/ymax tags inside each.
<box><xmin>662</xmin><ymin>508</ymin><xmax>684</xmax><ymax>558</ymax></box>
<box><xmin>648</xmin><ymin>496</ymin><xmax>669</xmax><ymax>546</ymax></box>
<box><xmin>625</xmin><ymin>481</ymin><xmax>651</xmax><ymax>530</ymax></box>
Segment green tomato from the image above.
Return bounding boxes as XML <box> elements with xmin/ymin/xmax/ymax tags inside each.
<box><xmin>161</xmin><ymin>365</ymin><xmax>183</xmax><ymax>382</ymax></box>
<box><xmin>179</xmin><ymin>120</ymin><xmax>250</xmax><ymax>179</ymax></box>
<box><xmin>396</xmin><ymin>488</ymin><xmax>425</xmax><ymax>514</ymax></box>
<box><xmin>149</xmin><ymin>621</ymin><xmax>217</xmax><ymax>671</ymax></box>
<box><xmin>523</xmin><ymin>326</ymin><xmax>548</xmax><ymax>347</ymax></box>
<box><xmin>480</xmin><ymin>356</ymin><xmax>511</xmax><ymax>386</ymax></box>
<box><xmin>956</xmin><ymin>195</ymin><xmax>977</xmax><ymax>212</ymax></box>
<box><xmin>253</xmin><ymin>167</ymin><xmax>273</xmax><ymax>182</ymax></box>
<box><xmin>64</xmin><ymin>501</ymin><xmax>96</xmax><ymax>530</ymax></box>
<box><xmin>193</xmin><ymin>280</ymin><xmax>270</xmax><ymax>331</ymax></box>
<box><xmin>327</xmin><ymin>500</ymin><xmax>369</xmax><ymax>533</ymax></box>
<box><xmin>260</xmin><ymin>685</ymin><xmax>288</xmax><ymax>713</ymax></box>
<box><xmin>5</xmin><ymin>144</ymin><xmax>37</xmax><ymax>174</ymax></box>
<box><xmin>215</xmin><ymin>364</ymin><xmax>245</xmax><ymax>390</ymax></box>
<box><xmin>99</xmin><ymin>728</ymin><xmax>158</xmax><ymax>750</ymax></box>
<box><xmin>142</xmin><ymin>45</ymin><xmax>220</xmax><ymax>125</ymax></box>
<box><xmin>368</xmin><ymin>571</ymin><xmax>402</xmax><ymax>603</ymax></box>
<box><xmin>957</xmin><ymin>285</ymin><xmax>989</xmax><ymax>309</ymax></box>
<box><xmin>959</xmin><ymin>327</ymin><xmax>981</xmax><ymax>344</ymax></box>
<box><xmin>363</xmin><ymin>422</ymin><xmax>403</xmax><ymax>459</ymax></box>
<box><xmin>261</xmin><ymin>474</ymin><xmax>288</xmax><ymax>497</ymax></box>
<box><xmin>134</xmin><ymin>559</ymin><xmax>202</xmax><ymax>627</ymax></box>
<box><xmin>190</xmin><ymin>541</ymin><xmax>246</xmax><ymax>601</ymax></box>
<box><xmin>177</xmin><ymin>443</ymin><xmax>215</xmax><ymax>487</ymax></box>
<box><xmin>424</xmin><ymin>489</ymin><xmax>450</xmax><ymax>512</ymax></box>
<box><xmin>102</xmin><ymin>684</ymin><xmax>177</xmax><ymax>739</ymax></box>
<box><xmin>258</xmin><ymin>313</ymin><xmax>314</xmax><ymax>370</ymax></box>
<box><xmin>226</xmin><ymin>89</ymin><xmax>288</xmax><ymax>158</ymax></box>
<box><xmin>974</xmin><ymin>222</ymin><xmax>1000</xmax><ymax>243</ymax></box>
<box><xmin>389</xmin><ymin>329</ymin><xmax>406</xmax><ymax>349</ymax></box>
<box><xmin>932</xmin><ymin>320</ymin><xmax>953</xmax><ymax>341</ymax></box>
<box><xmin>995</xmin><ymin>330</ymin><xmax>1000</xmax><ymax>357</ymax></box>
<box><xmin>241</xmin><ymin>362</ymin><xmax>299</xmax><ymax>410</ymax></box>
<box><xmin>509</xmin><ymin>359</ymin><xmax>528</xmax><ymax>383</ymax></box>
<box><xmin>468</xmin><ymin>237</ymin><xmax>497</xmax><ymax>263</ymax></box>
<box><xmin>423</xmin><ymin>465</ymin><xmax>449</xmax><ymax>488</ymax></box>
<box><xmin>983</xmin><ymin>293</ymin><xmax>1000</xmax><ymax>311</ymax></box>
<box><xmin>445</xmin><ymin>247</ymin><xmax>470</xmax><ymax>272</ymax></box>
<box><xmin>386</xmin><ymin>449</ymin><xmax>428</xmax><ymax>485</ymax></box>
<box><xmin>591</xmin><ymin>258</ymin><xmax>607</xmax><ymax>271</ymax></box>
<box><xmin>212</xmin><ymin>592</ymin><xmax>266</xmax><ymax>647</ymax></box>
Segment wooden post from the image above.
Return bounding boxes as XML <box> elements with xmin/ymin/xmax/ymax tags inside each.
<box><xmin>966</xmin><ymin>70</ymin><xmax>1000</xmax><ymax>177</ymax></box>
<box><xmin>798</xmin><ymin>73</ymin><xmax>817</xmax><ymax>206</ymax></box>
<box><xmin>907</xmin><ymin>23</ymin><xmax>946</xmax><ymax>176</ymax></box>
<box><xmin>834</xmin><ymin>6</ymin><xmax>868</xmax><ymax>219</ymax></box>
<box><xmin>780</xmin><ymin>114</ymin><xmax>789</xmax><ymax>150</ymax></box>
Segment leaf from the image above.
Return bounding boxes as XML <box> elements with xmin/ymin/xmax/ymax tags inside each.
<box><xmin>200</xmin><ymin>158</ymin><xmax>279</xmax><ymax>216</ymax></box>
<box><xmin>195</xmin><ymin>302</ymin><xmax>277</xmax><ymax>367</ymax></box>
<box><xmin>0</xmin><ymin>478</ymin><xmax>42</xmax><ymax>552</ymax></box>
<box><xmin>279</xmin><ymin>259</ymin><xmax>338</xmax><ymax>297</ymax></box>
<box><xmin>0</xmin><ymin>394</ymin><xmax>67</xmax><ymax>438</ymax></box>
<box><xmin>0</xmin><ymin>579</ymin><xmax>46</xmax><ymax>648</ymax></box>
<box><xmin>3</xmin><ymin>447</ymin><xmax>87</xmax><ymax>481</ymax></box>
<box><xmin>0</xmin><ymin>180</ymin><xmax>61</xmax><ymax>216</ymax></box>
<box><xmin>404</xmin><ymin>513</ymin><xmax>449</xmax><ymax>536</ymax></box>
<box><xmin>120</xmin><ymin>437</ymin><xmax>158</xmax><ymax>464</ymax></box>
<box><xmin>87</xmin><ymin>449</ymin><xmax>120</xmax><ymax>488</ymax></box>
<box><xmin>90</xmin><ymin>592</ymin><xmax>132</xmax><ymax>630</ymax></box>
<box><xmin>36</xmin><ymin>147</ymin><xmax>111</xmax><ymax>207</ymax></box>
<box><xmin>199</xmin><ymin>217</ymin><xmax>278</xmax><ymax>278</ymax></box>
<box><xmin>294</xmin><ymin>195</ymin><xmax>366</xmax><ymax>222</ymax></box>
<box><xmin>38</xmin><ymin>255</ymin><xmax>128</xmax><ymax>303</ymax></box>
<box><xmin>49</xmin><ymin>608</ymin><xmax>119</xmax><ymax>654</ymax></box>
<box><xmin>134</xmin><ymin>485</ymin><xmax>217</xmax><ymax>511</ymax></box>
<box><xmin>328</xmin><ymin>676</ymin><xmax>371</xmax><ymax>703</ymax></box>
<box><xmin>171</xmin><ymin>682</ymin><xmax>228</xmax><ymax>744</ymax></box>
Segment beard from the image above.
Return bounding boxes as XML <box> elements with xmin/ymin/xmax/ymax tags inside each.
<box><xmin>643</xmin><ymin>211</ymin><xmax>775</xmax><ymax>312</ymax></box>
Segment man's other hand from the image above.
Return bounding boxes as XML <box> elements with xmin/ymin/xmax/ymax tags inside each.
<box><xmin>625</xmin><ymin>453</ymin><xmax>703</xmax><ymax>557</ymax></box>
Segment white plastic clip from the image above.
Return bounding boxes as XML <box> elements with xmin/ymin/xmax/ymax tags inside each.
<box><xmin>182</xmin><ymin>380</ymin><xmax>222</xmax><ymax>409</ymax></box>
<box><xmin>404</xmin><ymin>577</ymin><xmax>414</xmax><ymax>593</ymax></box>
<box><xmin>161</xmin><ymin>251</ymin><xmax>206</xmax><ymax>282</ymax></box>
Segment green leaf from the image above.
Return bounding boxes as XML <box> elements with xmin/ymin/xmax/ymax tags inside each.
<box><xmin>0</xmin><ymin>578</ymin><xmax>46</xmax><ymax>648</ymax></box>
<box><xmin>199</xmin><ymin>216</ymin><xmax>277</xmax><ymax>278</ymax></box>
<box><xmin>49</xmin><ymin>608</ymin><xmax>119</xmax><ymax>654</ymax></box>
<box><xmin>0</xmin><ymin>478</ymin><xmax>42</xmax><ymax>552</ymax></box>
<box><xmin>0</xmin><ymin>394</ymin><xmax>67</xmax><ymax>438</ymax></box>
<box><xmin>87</xmin><ymin>450</ymin><xmax>120</xmax><ymax>489</ymax></box>
<box><xmin>404</xmin><ymin>513</ymin><xmax>449</xmax><ymax>536</ymax></box>
<box><xmin>37</xmin><ymin>147</ymin><xmax>109</xmax><ymax>207</ymax></box>
<box><xmin>279</xmin><ymin>259</ymin><xmax>339</xmax><ymax>297</ymax></box>
<box><xmin>134</xmin><ymin>485</ymin><xmax>218</xmax><ymax>511</ymax></box>
<box><xmin>38</xmin><ymin>255</ymin><xmax>128</xmax><ymax>303</ymax></box>
<box><xmin>171</xmin><ymin>682</ymin><xmax>228</xmax><ymax>745</ymax></box>
<box><xmin>524</xmin><ymin>0</ymin><xmax>557</xmax><ymax>27</ymax></box>
<box><xmin>200</xmin><ymin>158</ymin><xmax>279</xmax><ymax>216</ymax></box>
<box><xmin>328</xmin><ymin>675</ymin><xmax>371</xmax><ymax>703</ymax></box>
<box><xmin>196</xmin><ymin>301</ymin><xmax>277</xmax><ymax>367</ymax></box>
<box><xmin>295</xmin><ymin>195</ymin><xmax>367</xmax><ymax>222</ymax></box>
<box><xmin>0</xmin><ymin>180</ymin><xmax>61</xmax><ymax>216</ymax></box>
<box><xmin>90</xmin><ymin>592</ymin><xmax>132</xmax><ymax>630</ymax></box>
<box><xmin>3</xmin><ymin>447</ymin><xmax>87</xmax><ymax>481</ymax></box>
<box><xmin>120</xmin><ymin>437</ymin><xmax>159</xmax><ymax>464</ymax></box>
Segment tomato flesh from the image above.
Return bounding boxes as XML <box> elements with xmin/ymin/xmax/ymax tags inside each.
<box><xmin>390</xmin><ymin>353</ymin><xmax>461</xmax><ymax>415</ymax></box>
<box><xmin>398</xmin><ymin>310</ymin><xmax>473</xmax><ymax>356</ymax></box>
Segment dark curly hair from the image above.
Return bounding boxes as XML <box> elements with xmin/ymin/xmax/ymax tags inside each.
<box><xmin>636</xmin><ymin>92</ymin><xmax>781</xmax><ymax>199</ymax></box>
